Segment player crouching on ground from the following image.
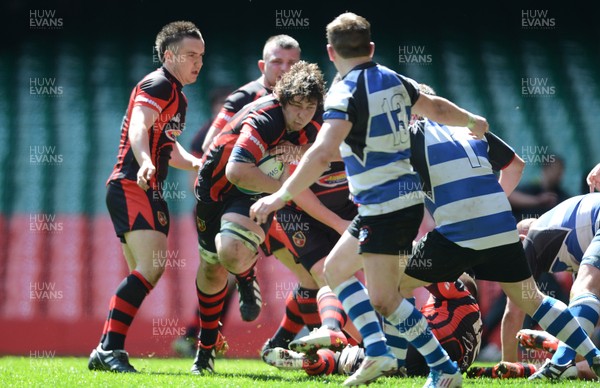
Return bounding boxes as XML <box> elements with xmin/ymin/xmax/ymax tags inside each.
<box><xmin>263</xmin><ymin>273</ymin><xmax>482</xmax><ymax>379</ymax></box>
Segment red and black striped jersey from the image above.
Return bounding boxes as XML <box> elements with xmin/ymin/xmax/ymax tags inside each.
<box><xmin>196</xmin><ymin>95</ymin><xmax>321</xmax><ymax>202</ymax></box>
<box><xmin>108</xmin><ymin>67</ymin><xmax>187</xmax><ymax>186</ymax></box>
<box><xmin>288</xmin><ymin>161</ymin><xmax>355</xmax><ymax>216</ymax></box>
<box><xmin>209</xmin><ymin>79</ymin><xmax>271</xmax><ymax>137</ymax></box>
<box><xmin>422</xmin><ymin>280</ymin><xmax>482</xmax><ymax>372</ymax></box>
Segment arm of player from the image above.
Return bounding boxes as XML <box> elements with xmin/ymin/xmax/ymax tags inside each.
<box><xmin>498</xmin><ymin>154</ymin><xmax>525</xmax><ymax>196</ymax></box>
<box><xmin>250</xmin><ymin>119</ymin><xmax>349</xmax><ymax>224</ymax></box>
<box><xmin>201</xmin><ymin>108</ymin><xmax>233</xmax><ymax>153</ymax></box>
<box><xmin>169</xmin><ymin>141</ymin><xmax>202</xmax><ymax>171</ymax></box>
<box><xmin>587</xmin><ymin>163</ymin><xmax>600</xmax><ymax>192</ymax></box>
<box><xmin>226</xmin><ymin>161</ymin><xmax>283</xmax><ymax>194</ymax></box>
<box><xmin>200</xmin><ymin>125</ymin><xmax>218</xmax><ymax>154</ymax></box>
<box><xmin>201</xmin><ymin>124</ymin><xmax>222</xmax><ymax>154</ymax></box>
<box><xmin>129</xmin><ymin>105</ymin><xmax>159</xmax><ymax>190</ymax></box>
<box><xmin>293</xmin><ymin>189</ymin><xmax>351</xmax><ymax>235</ymax></box>
<box><xmin>412</xmin><ymin>93</ymin><xmax>488</xmax><ymax>139</ymax></box>
<box><xmin>501</xmin><ymin>296</ymin><xmax>527</xmax><ymax>362</ymax></box>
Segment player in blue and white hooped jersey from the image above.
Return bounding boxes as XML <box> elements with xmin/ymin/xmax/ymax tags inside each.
<box><xmin>251</xmin><ymin>13</ymin><xmax>490</xmax><ymax>388</ymax></box>
<box><xmin>409</xmin><ymin>118</ymin><xmax>519</xmax><ymax>250</ymax></box>
<box><xmin>326</xmin><ymin>62</ymin><xmax>424</xmax><ymax>216</ymax></box>
<box><xmin>400</xmin><ymin>83</ymin><xmax>600</xmax><ymax>382</ymax></box>
<box><xmin>501</xmin><ymin>193</ymin><xmax>600</xmax><ymax>380</ymax></box>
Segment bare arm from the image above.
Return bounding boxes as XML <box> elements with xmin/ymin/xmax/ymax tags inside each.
<box><xmin>498</xmin><ymin>154</ymin><xmax>525</xmax><ymax>196</ymax></box>
<box><xmin>250</xmin><ymin>119</ymin><xmax>348</xmax><ymax>224</ymax></box>
<box><xmin>169</xmin><ymin>141</ymin><xmax>202</xmax><ymax>171</ymax></box>
<box><xmin>202</xmin><ymin>108</ymin><xmax>234</xmax><ymax>153</ymax></box>
<box><xmin>129</xmin><ymin>105</ymin><xmax>159</xmax><ymax>190</ymax></box>
<box><xmin>226</xmin><ymin>161</ymin><xmax>283</xmax><ymax>194</ymax></box>
<box><xmin>412</xmin><ymin>93</ymin><xmax>488</xmax><ymax>139</ymax></box>
<box><xmin>293</xmin><ymin>189</ymin><xmax>351</xmax><ymax>235</ymax></box>
<box><xmin>201</xmin><ymin>124</ymin><xmax>221</xmax><ymax>154</ymax></box>
<box><xmin>501</xmin><ymin>296</ymin><xmax>526</xmax><ymax>362</ymax></box>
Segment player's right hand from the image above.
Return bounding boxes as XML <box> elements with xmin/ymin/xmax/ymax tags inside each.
<box><xmin>250</xmin><ymin>194</ymin><xmax>286</xmax><ymax>225</ymax></box>
<box><xmin>137</xmin><ymin>160</ymin><xmax>156</xmax><ymax>191</ymax></box>
<box><xmin>587</xmin><ymin>163</ymin><xmax>600</xmax><ymax>192</ymax></box>
<box><xmin>468</xmin><ymin>115</ymin><xmax>489</xmax><ymax>140</ymax></box>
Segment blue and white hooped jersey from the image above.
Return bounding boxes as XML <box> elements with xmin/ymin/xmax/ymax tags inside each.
<box><xmin>525</xmin><ymin>193</ymin><xmax>600</xmax><ymax>276</ymax></box>
<box><xmin>410</xmin><ymin>119</ymin><xmax>518</xmax><ymax>249</ymax></box>
<box><xmin>324</xmin><ymin>61</ymin><xmax>422</xmax><ymax>216</ymax></box>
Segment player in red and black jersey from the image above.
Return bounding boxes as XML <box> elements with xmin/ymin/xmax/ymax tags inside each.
<box><xmin>269</xmin><ymin>161</ymin><xmax>356</xmax><ymax>269</ymax></box>
<box><xmin>260</xmin><ymin>160</ymin><xmax>362</xmax><ymax>358</ymax></box>
<box><xmin>88</xmin><ymin>21</ymin><xmax>204</xmax><ymax>374</ymax></box>
<box><xmin>405</xmin><ymin>275</ymin><xmax>482</xmax><ymax>375</ymax></box>
<box><xmin>196</xmin><ymin>94</ymin><xmax>319</xmax><ymax>202</ymax></box>
<box><xmin>173</xmin><ymin>35</ymin><xmax>303</xmax><ymax>358</ymax></box>
<box><xmin>200</xmin><ymin>35</ymin><xmax>301</xmax><ymax>154</ymax></box>
<box><xmin>263</xmin><ymin>273</ymin><xmax>482</xmax><ymax>378</ymax></box>
<box><xmin>191</xmin><ymin>61</ymin><xmax>325</xmax><ymax>375</ymax></box>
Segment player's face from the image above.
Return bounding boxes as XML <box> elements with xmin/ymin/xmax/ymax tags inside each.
<box><xmin>262</xmin><ymin>47</ymin><xmax>300</xmax><ymax>88</ymax></box>
<box><xmin>166</xmin><ymin>37</ymin><xmax>205</xmax><ymax>86</ymax></box>
<box><xmin>282</xmin><ymin>96</ymin><xmax>318</xmax><ymax>132</ymax></box>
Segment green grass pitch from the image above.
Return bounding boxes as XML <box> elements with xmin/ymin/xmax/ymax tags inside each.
<box><xmin>0</xmin><ymin>356</ymin><xmax>597</xmax><ymax>387</ymax></box>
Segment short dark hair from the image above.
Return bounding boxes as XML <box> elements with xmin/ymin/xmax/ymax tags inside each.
<box><xmin>263</xmin><ymin>34</ymin><xmax>301</xmax><ymax>60</ymax></box>
<box><xmin>155</xmin><ymin>21</ymin><xmax>202</xmax><ymax>63</ymax></box>
<box><xmin>326</xmin><ymin>12</ymin><xmax>371</xmax><ymax>58</ymax></box>
<box><xmin>274</xmin><ymin>61</ymin><xmax>325</xmax><ymax>107</ymax></box>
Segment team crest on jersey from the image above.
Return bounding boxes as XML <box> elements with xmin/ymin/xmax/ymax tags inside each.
<box><xmin>157</xmin><ymin>211</ymin><xmax>168</xmax><ymax>226</ymax></box>
<box><xmin>196</xmin><ymin>216</ymin><xmax>206</xmax><ymax>232</ymax></box>
<box><xmin>165</xmin><ymin>128</ymin><xmax>183</xmax><ymax>141</ymax></box>
<box><xmin>292</xmin><ymin>231</ymin><xmax>306</xmax><ymax>247</ymax></box>
<box><xmin>165</xmin><ymin>113</ymin><xmax>183</xmax><ymax>140</ymax></box>
<box><xmin>358</xmin><ymin>226</ymin><xmax>371</xmax><ymax>245</ymax></box>
<box><xmin>317</xmin><ymin>171</ymin><xmax>347</xmax><ymax>187</ymax></box>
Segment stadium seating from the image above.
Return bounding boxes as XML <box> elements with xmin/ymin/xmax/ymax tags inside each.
<box><xmin>1</xmin><ymin>34</ymin><xmax>599</xmax><ymax>358</ymax></box>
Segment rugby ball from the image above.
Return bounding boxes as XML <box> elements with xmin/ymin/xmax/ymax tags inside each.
<box><xmin>237</xmin><ymin>154</ymin><xmax>285</xmax><ymax>195</ymax></box>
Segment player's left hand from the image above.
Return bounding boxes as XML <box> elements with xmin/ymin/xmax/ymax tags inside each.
<box><xmin>250</xmin><ymin>194</ymin><xmax>286</xmax><ymax>224</ymax></box>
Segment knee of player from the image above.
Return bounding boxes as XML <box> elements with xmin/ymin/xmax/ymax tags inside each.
<box><xmin>370</xmin><ymin>294</ymin><xmax>397</xmax><ymax>317</ymax></box>
<box><xmin>572</xmin><ymin>260</ymin><xmax>600</xmax><ymax>296</ymax></box>
<box><xmin>218</xmin><ymin>242</ymin><xmax>253</xmax><ymax>267</ymax></box>
<box><xmin>322</xmin><ymin>261</ymin><xmax>339</xmax><ymax>287</ymax></box>
<box><xmin>309</xmin><ymin>262</ymin><xmax>327</xmax><ymax>287</ymax></box>
<box><xmin>216</xmin><ymin>221</ymin><xmax>261</xmax><ymax>267</ymax></box>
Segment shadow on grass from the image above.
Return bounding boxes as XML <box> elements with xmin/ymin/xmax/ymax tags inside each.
<box><xmin>218</xmin><ymin>371</ymin><xmax>346</xmax><ymax>384</ymax></box>
<box><xmin>142</xmin><ymin>370</ymin><xmax>341</xmax><ymax>383</ymax></box>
